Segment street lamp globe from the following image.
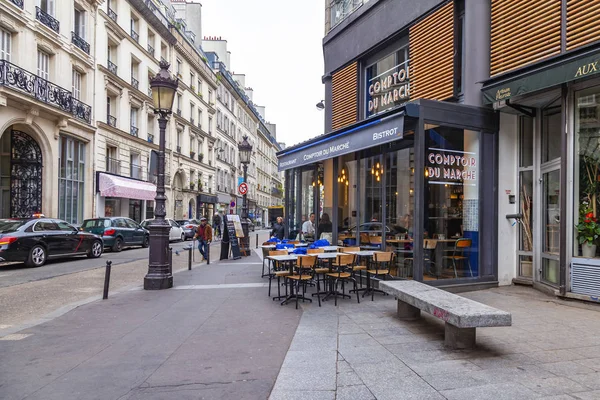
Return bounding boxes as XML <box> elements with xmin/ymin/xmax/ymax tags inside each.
<box><xmin>238</xmin><ymin>135</ymin><xmax>253</xmax><ymax>164</ymax></box>
<box><xmin>150</xmin><ymin>60</ymin><xmax>178</xmax><ymax>115</ymax></box>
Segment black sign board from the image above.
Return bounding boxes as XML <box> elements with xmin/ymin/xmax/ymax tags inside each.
<box><xmin>220</xmin><ymin>214</ymin><xmax>241</xmax><ymax>260</ymax></box>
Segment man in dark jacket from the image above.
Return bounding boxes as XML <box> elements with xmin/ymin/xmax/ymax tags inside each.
<box><xmin>271</xmin><ymin>216</ymin><xmax>285</xmax><ymax>240</ymax></box>
<box><xmin>194</xmin><ymin>217</ymin><xmax>213</xmax><ymax>261</ymax></box>
<box><xmin>212</xmin><ymin>213</ymin><xmax>222</xmax><ymax>239</ymax></box>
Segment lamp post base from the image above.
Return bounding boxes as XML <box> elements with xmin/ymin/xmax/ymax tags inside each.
<box><xmin>144</xmin><ymin>221</ymin><xmax>173</xmax><ymax>290</ymax></box>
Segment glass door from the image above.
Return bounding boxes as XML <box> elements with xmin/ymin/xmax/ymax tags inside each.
<box><xmin>541</xmin><ymin>167</ymin><xmax>560</xmax><ymax>284</ymax></box>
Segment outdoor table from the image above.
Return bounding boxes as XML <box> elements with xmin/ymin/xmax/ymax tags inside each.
<box><xmin>303</xmin><ymin>252</ymin><xmax>353</xmax><ymax>302</ymax></box>
<box><xmin>343</xmin><ymin>250</ymin><xmax>377</xmax><ymax>292</ymax></box>
<box><xmin>260</xmin><ymin>245</ymin><xmax>276</xmax><ymax>249</ymax></box>
<box><xmin>318</xmin><ymin>245</ymin><xmax>342</xmax><ymax>252</ymax></box>
<box><xmin>294</xmin><ymin>243</ymin><xmax>309</xmax><ymax>247</ymax></box>
<box><xmin>266</xmin><ymin>254</ymin><xmax>311</xmax><ymax>305</ymax></box>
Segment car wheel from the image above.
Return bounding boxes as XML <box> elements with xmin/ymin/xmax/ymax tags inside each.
<box><xmin>88</xmin><ymin>240</ymin><xmax>103</xmax><ymax>258</ymax></box>
<box><xmin>112</xmin><ymin>237</ymin><xmax>123</xmax><ymax>252</ymax></box>
<box><xmin>26</xmin><ymin>245</ymin><xmax>46</xmax><ymax>268</ymax></box>
<box><xmin>141</xmin><ymin>235</ymin><xmax>149</xmax><ymax>248</ymax></box>
<box><xmin>181</xmin><ymin>233</ymin><xmax>185</xmax><ymax>242</ymax></box>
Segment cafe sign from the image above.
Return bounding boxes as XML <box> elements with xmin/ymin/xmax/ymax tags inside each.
<box><xmin>427</xmin><ymin>149</ymin><xmax>477</xmax><ymax>185</ymax></box>
<box><xmin>367</xmin><ymin>60</ymin><xmax>410</xmax><ymax>117</ymax></box>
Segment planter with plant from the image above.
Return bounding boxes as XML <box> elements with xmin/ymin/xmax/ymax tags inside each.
<box><xmin>199</xmin><ymin>153</ymin><xmax>204</xmax><ymax>162</ymax></box>
<box><xmin>198</xmin><ymin>179</ymin><xmax>203</xmax><ymax>192</ymax></box>
<box><xmin>190</xmin><ymin>151</ymin><xmax>196</xmax><ymax>159</ymax></box>
<box><xmin>577</xmin><ymin>203</ymin><xmax>600</xmax><ymax>257</ymax></box>
<box><xmin>190</xmin><ymin>182</ymin><xmax>195</xmax><ymax>190</ymax></box>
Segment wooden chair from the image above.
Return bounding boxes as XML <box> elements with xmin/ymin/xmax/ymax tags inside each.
<box><xmin>360</xmin><ymin>233</ymin><xmax>370</xmax><ymax>245</ymax></box>
<box><xmin>442</xmin><ymin>238</ymin><xmax>473</xmax><ymax>278</ymax></box>
<box><xmin>268</xmin><ymin>250</ymin><xmax>290</xmax><ymax>299</ymax></box>
<box><xmin>285</xmin><ymin>255</ymin><xmax>318</xmax><ymax>309</ymax></box>
<box><xmin>366</xmin><ymin>252</ymin><xmax>394</xmax><ymax>300</ymax></box>
<box><xmin>327</xmin><ymin>253</ymin><xmax>360</xmax><ymax>305</ymax></box>
<box><xmin>261</xmin><ymin>242</ymin><xmax>274</xmax><ymax>277</ymax></box>
<box><xmin>343</xmin><ymin>246</ymin><xmax>365</xmax><ymax>281</ymax></box>
<box><xmin>307</xmin><ymin>248</ymin><xmax>324</xmax><ymax>254</ymax></box>
<box><xmin>402</xmin><ymin>240</ymin><xmax>437</xmax><ymax>278</ymax></box>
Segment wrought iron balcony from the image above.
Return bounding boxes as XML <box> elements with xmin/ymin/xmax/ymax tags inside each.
<box><xmin>130</xmin><ymin>29</ymin><xmax>139</xmax><ymax>43</ymax></box>
<box><xmin>71</xmin><ymin>32</ymin><xmax>90</xmax><ymax>54</ymax></box>
<box><xmin>271</xmin><ymin>187</ymin><xmax>283</xmax><ymax>198</ymax></box>
<box><xmin>148</xmin><ymin>44</ymin><xmax>154</xmax><ymax>55</ymax></box>
<box><xmin>107</xmin><ymin>60</ymin><xmax>117</xmax><ymax>75</ymax></box>
<box><xmin>130</xmin><ymin>164</ymin><xmax>142</xmax><ymax>180</ymax></box>
<box><xmin>107</xmin><ymin>8</ymin><xmax>117</xmax><ymax>22</ymax></box>
<box><xmin>0</xmin><ymin>60</ymin><xmax>92</xmax><ymax>124</ymax></box>
<box><xmin>130</xmin><ymin>126</ymin><xmax>139</xmax><ymax>137</ymax></box>
<box><xmin>36</xmin><ymin>7</ymin><xmax>59</xmax><ymax>33</ymax></box>
<box><xmin>176</xmin><ymin>109</ymin><xmax>181</xmax><ymax>116</ymax></box>
<box><xmin>190</xmin><ymin>118</ymin><xmax>194</xmax><ymax>125</ymax></box>
<box><xmin>148</xmin><ymin>133</ymin><xmax>154</xmax><ymax>143</ymax></box>
<box><xmin>106</xmin><ymin>157</ymin><xmax>120</xmax><ymax>174</ymax></box>
<box><xmin>131</xmin><ymin>77</ymin><xmax>139</xmax><ymax>89</ymax></box>
<box><xmin>9</xmin><ymin>0</ymin><xmax>24</xmax><ymax>9</ymax></box>
<box><xmin>107</xmin><ymin>114</ymin><xmax>116</xmax><ymax>127</ymax></box>
<box><xmin>160</xmin><ymin>57</ymin><xmax>167</xmax><ymax>64</ymax></box>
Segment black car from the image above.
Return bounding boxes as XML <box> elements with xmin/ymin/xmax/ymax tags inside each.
<box><xmin>0</xmin><ymin>218</ymin><xmax>103</xmax><ymax>267</ymax></box>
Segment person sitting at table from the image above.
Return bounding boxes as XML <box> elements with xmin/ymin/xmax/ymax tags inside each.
<box><xmin>302</xmin><ymin>213</ymin><xmax>316</xmax><ymax>240</ymax></box>
<box><xmin>317</xmin><ymin>213</ymin><xmax>333</xmax><ymax>239</ymax></box>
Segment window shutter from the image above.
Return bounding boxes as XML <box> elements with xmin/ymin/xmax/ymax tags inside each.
<box><xmin>331</xmin><ymin>61</ymin><xmax>358</xmax><ymax>131</ymax></box>
<box><xmin>566</xmin><ymin>0</ymin><xmax>600</xmax><ymax>51</ymax></box>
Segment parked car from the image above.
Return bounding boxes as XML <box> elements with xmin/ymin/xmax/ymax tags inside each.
<box><xmin>81</xmin><ymin>217</ymin><xmax>149</xmax><ymax>252</ymax></box>
<box><xmin>176</xmin><ymin>219</ymin><xmax>200</xmax><ymax>240</ymax></box>
<box><xmin>344</xmin><ymin>222</ymin><xmax>407</xmax><ymax>238</ymax></box>
<box><xmin>140</xmin><ymin>218</ymin><xmax>185</xmax><ymax>242</ymax></box>
<box><xmin>0</xmin><ymin>217</ymin><xmax>103</xmax><ymax>267</ymax></box>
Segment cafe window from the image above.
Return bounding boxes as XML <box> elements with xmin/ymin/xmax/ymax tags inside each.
<box><xmin>365</xmin><ymin>44</ymin><xmax>409</xmax><ymax>118</ymax></box>
<box><xmin>424</xmin><ymin>125</ymin><xmax>480</xmax><ymax>280</ymax></box>
<box><xmin>574</xmin><ymin>85</ymin><xmax>600</xmax><ymax>258</ymax></box>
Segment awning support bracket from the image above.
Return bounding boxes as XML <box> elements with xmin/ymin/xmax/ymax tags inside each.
<box><xmin>506</xmin><ymin>100</ymin><xmax>536</xmax><ymax>117</ymax></box>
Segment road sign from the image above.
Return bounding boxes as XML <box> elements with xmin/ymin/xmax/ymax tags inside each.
<box><xmin>238</xmin><ymin>182</ymin><xmax>248</xmax><ymax>195</ymax></box>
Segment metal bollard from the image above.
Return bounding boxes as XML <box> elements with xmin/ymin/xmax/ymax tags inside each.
<box><xmin>103</xmin><ymin>261</ymin><xmax>112</xmax><ymax>300</ymax></box>
<box><xmin>206</xmin><ymin>242</ymin><xmax>210</xmax><ymax>265</ymax></box>
<box><xmin>168</xmin><ymin>247</ymin><xmax>173</xmax><ymax>275</ymax></box>
<box><xmin>188</xmin><ymin>246</ymin><xmax>192</xmax><ymax>270</ymax></box>
<box><xmin>256</xmin><ymin>233</ymin><xmax>259</xmax><ymax>249</ymax></box>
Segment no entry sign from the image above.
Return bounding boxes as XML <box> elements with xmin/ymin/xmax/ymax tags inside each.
<box><xmin>238</xmin><ymin>182</ymin><xmax>248</xmax><ymax>195</ymax></box>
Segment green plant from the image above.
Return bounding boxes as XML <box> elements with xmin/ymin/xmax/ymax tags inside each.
<box><xmin>576</xmin><ymin>204</ymin><xmax>600</xmax><ymax>244</ymax></box>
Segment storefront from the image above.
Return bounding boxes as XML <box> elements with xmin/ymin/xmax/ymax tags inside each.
<box><xmin>278</xmin><ymin>100</ymin><xmax>499</xmax><ymax>287</ymax></box>
<box><xmin>197</xmin><ymin>194</ymin><xmax>217</xmax><ymax>220</ymax></box>
<box><xmin>483</xmin><ymin>45</ymin><xmax>600</xmax><ymax>300</ymax></box>
<box><xmin>95</xmin><ymin>172</ymin><xmax>157</xmax><ymax>222</ymax></box>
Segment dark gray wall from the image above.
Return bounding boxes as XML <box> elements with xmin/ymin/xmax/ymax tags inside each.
<box><xmin>323</xmin><ymin>0</ymin><xmax>445</xmax><ymax>74</ymax></box>
<box><xmin>463</xmin><ymin>0</ymin><xmax>491</xmax><ymax>106</ymax></box>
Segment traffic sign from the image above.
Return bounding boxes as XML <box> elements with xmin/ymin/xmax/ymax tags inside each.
<box><xmin>238</xmin><ymin>182</ymin><xmax>248</xmax><ymax>195</ymax></box>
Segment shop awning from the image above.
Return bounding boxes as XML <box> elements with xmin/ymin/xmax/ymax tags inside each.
<box><xmin>481</xmin><ymin>47</ymin><xmax>600</xmax><ymax>104</ymax></box>
<box><xmin>98</xmin><ymin>173</ymin><xmax>157</xmax><ymax>201</ymax></box>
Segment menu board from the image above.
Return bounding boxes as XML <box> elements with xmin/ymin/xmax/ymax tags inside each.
<box><xmin>221</xmin><ymin>214</ymin><xmax>241</xmax><ymax>260</ymax></box>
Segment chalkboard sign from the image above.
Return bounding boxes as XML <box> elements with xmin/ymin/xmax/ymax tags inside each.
<box><xmin>220</xmin><ymin>214</ymin><xmax>241</xmax><ymax>260</ymax></box>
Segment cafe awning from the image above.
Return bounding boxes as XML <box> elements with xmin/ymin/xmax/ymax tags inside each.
<box><xmin>98</xmin><ymin>173</ymin><xmax>157</xmax><ymax>201</ymax></box>
<box><xmin>481</xmin><ymin>47</ymin><xmax>600</xmax><ymax>104</ymax></box>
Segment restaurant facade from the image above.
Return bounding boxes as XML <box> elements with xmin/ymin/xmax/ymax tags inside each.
<box><xmin>279</xmin><ymin>0</ymin><xmax>600</xmax><ymax>299</ymax></box>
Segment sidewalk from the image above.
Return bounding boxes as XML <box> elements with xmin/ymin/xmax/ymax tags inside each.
<box><xmin>0</xmin><ymin>244</ymin><xmax>299</xmax><ymax>400</ymax></box>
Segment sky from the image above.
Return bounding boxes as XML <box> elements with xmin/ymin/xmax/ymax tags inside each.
<box><xmin>198</xmin><ymin>0</ymin><xmax>325</xmax><ymax>148</ymax></box>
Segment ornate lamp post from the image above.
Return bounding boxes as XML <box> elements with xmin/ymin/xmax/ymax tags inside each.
<box><xmin>238</xmin><ymin>135</ymin><xmax>253</xmax><ymax>256</ymax></box>
<box><xmin>144</xmin><ymin>61</ymin><xmax>178</xmax><ymax>290</ymax></box>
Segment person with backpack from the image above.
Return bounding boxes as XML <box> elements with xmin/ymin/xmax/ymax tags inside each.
<box><xmin>212</xmin><ymin>212</ymin><xmax>222</xmax><ymax>239</ymax></box>
<box><xmin>194</xmin><ymin>217</ymin><xmax>213</xmax><ymax>261</ymax></box>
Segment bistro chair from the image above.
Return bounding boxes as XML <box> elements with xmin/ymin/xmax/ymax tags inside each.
<box><xmin>402</xmin><ymin>240</ymin><xmax>437</xmax><ymax>279</ymax></box>
<box><xmin>307</xmin><ymin>248</ymin><xmax>329</xmax><ymax>297</ymax></box>
<box><xmin>261</xmin><ymin>241</ymin><xmax>274</xmax><ymax>278</ymax></box>
<box><xmin>285</xmin><ymin>255</ymin><xmax>319</xmax><ymax>309</ymax></box>
<box><xmin>360</xmin><ymin>233</ymin><xmax>370</xmax><ymax>245</ymax></box>
<box><xmin>343</xmin><ymin>246</ymin><xmax>366</xmax><ymax>283</ymax></box>
<box><xmin>268</xmin><ymin>250</ymin><xmax>291</xmax><ymax>300</ymax></box>
<box><xmin>442</xmin><ymin>238</ymin><xmax>473</xmax><ymax>278</ymax></box>
<box><xmin>327</xmin><ymin>253</ymin><xmax>360</xmax><ymax>305</ymax></box>
<box><xmin>368</xmin><ymin>236</ymin><xmax>382</xmax><ymax>249</ymax></box>
<box><xmin>366</xmin><ymin>252</ymin><xmax>394</xmax><ymax>301</ymax></box>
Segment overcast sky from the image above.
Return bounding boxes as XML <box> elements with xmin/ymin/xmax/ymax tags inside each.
<box><xmin>199</xmin><ymin>0</ymin><xmax>325</xmax><ymax>148</ymax></box>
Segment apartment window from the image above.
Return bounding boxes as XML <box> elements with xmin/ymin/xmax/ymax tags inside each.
<box><xmin>208</xmin><ymin>90</ymin><xmax>213</xmax><ymax>104</ymax></box>
<box><xmin>39</xmin><ymin>0</ymin><xmax>55</xmax><ymax>16</ymax></box>
<box><xmin>176</xmin><ymin>59</ymin><xmax>182</xmax><ymax>77</ymax></box>
<box><xmin>58</xmin><ymin>136</ymin><xmax>85</xmax><ymax>224</ymax></box>
<box><xmin>72</xmin><ymin>69</ymin><xmax>82</xmax><ymax>100</ymax></box>
<box><xmin>198</xmin><ymin>139</ymin><xmax>202</xmax><ymax>155</ymax></box>
<box><xmin>37</xmin><ymin>50</ymin><xmax>49</xmax><ymax>80</ymax></box>
<box><xmin>189</xmin><ymin>136</ymin><xmax>194</xmax><ymax>155</ymax></box>
<box><xmin>197</xmin><ymin>79</ymin><xmax>202</xmax><ymax>95</ymax></box>
<box><xmin>130</xmin><ymin>152</ymin><xmax>141</xmax><ymax>179</ymax></box>
<box><xmin>107</xmin><ymin>96</ymin><xmax>116</xmax><ymax>126</ymax></box>
<box><xmin>0</xmin><ymin>29</ymin><xmax>10</xmax><ymax>61</ymax></box>
<box><xmin>130</xmin><ymin>58</ymin><xmax>139</xmax><ymax>88</ymax></box>
<box><xmin>130</xmin><ymin>15</ymin><xmax>139</xmax><ymax>41</ymax></box>
<box><xmin>208</xmin><ymin>117</ymin><xmax>212</xmax><ymax>134</ymax></box>
<box><xmin>176</xmin><ymin>94</ymin><xmax>182</xmax><ymax>114</ymax></box>
<box><xmin>190</xmin><ymin>103</ymin><xmax>194</xmax><ymax>123</ymax></box>
<box><xmin>74</xmin><ymin>8</ymin><xmax>86</xmax><ymax>38</ymax></box>
<box><xmin>198</xmin><ymin>109</ymin><xmax>202</xmax><ymax>128</ymax></box>
<box><xmin>190</xmin><ymin>72</ymin><xmax>194</xmax><ymax>88</ymax></box>
<box><xmin>176</xmin><ymin>129</ymin><xmax>182</xmax><ymax>149</ymax></box>
<box><xmin>130</xmin><ymin>107</ymin><xmax>138</xmax><ymax>128</ymax></box>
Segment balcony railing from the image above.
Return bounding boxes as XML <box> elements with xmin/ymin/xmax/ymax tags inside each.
<box><xmin>106</xmin><ymin>157</ymin><xmax>120</xmax><ymax>174</ymax></box>
<box><xmin>130</xmin><ymin>126</ymin><xmax>139</xmax><ymax>137</ymax></box>
<box><xmin>190</xmin><ymin>151</ymin><xmax>196</xmax><ymax>159</ymax></box>
<box><xmin>148</xmin><ymin>133</ymin><xmax>154</xmax><ymax>143</ymax></box>
<box><xmin>36</xmin><ymin>7</ymin><xmax>60</xmax><ymax>33</ymax></box>
<box><xmin>148</xmin><ymin>44</ymin><xmax>154</xmax><ymax>55</ymax></box>
<box><xmin>271</xmin><ymin>187</ymin><xmax>283</xmax><ymax>198</ymax></box>
<box><xmin>107</xmin><ymin>114</ymin><xmax>116</xmax><ymax>127</ymax></box>
<box><xmin>107</xmin><ymin>60</ymin><xmax>117</xmax><ymax>75</ymax></box>
<box><xmin>107</xmin><ymin>8</ymin><xmax>117</xmax><ymax>22</ymax></box>
<box><xmin>131</xmin><ymin>29</ymin><xmax>139</xmax><ymax>42</ymax></box>
<box><xmin>8</xmin><ymin>0</ymin><xmax>23</xmax><ymax>9</ymax></box>
<box><xmin>130</xmin><ymin>164</ymin><xmax>142</xmax><ymax>180</ymax></box>
<box><xmin>71</xmin><ymin>32</ymin><xmax>90</xmax><ymax>54</ymax></box>
<box><xmin>176</xmin><ymin>109</ymin><xmax>181</xmax><ymax>116</ymax></box>
<box><xmin>190</xmin><ymin>118</ymin><xmax>194</xmax><ymax>125</ymax></box>
<box><xmin>131</xmin><ymin>77</ymin><xmax>139</xmax><ymax>89</ymax></box>
<box><xmin>0</xmin><ymin>60</ymin><xmax>92</xmax><ymax>124</ymax></box>
<box><xmin>160</xmin><ymin>56</ymin><xmax>167</xmax><ymax>64</ymax></box>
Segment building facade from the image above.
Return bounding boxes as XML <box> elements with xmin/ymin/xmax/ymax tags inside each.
<box><xmin>0</xmin><ymin>0</ymin><xmax>95</xmax><ymax>223</ymax></box>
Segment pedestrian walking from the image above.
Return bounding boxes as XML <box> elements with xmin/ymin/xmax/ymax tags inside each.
<box><xmin>212</xmin><ymin>212</ymin><xmax>222</xmax><ymax>239</ymax></box>
<box><xmin>194</xmin><ymin>217</ymin><xmax>213</xmax><ymax>261</ymax></box>
<box><xmin>271</xmin><ymin>216</ymin><xmax>285</xmax><ymax>241</ymax></box>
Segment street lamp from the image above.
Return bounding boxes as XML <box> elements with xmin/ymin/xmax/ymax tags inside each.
<box><xmin>316</xmin><ymin>100</ymin><xmax>325</xmax><ymax>110</ymax></box>
<box><xmin>144</xmin><ymin>60</ymin><xmax>178</xmax><ymax>290</ymax></box>
<box><xmin>238</xmin><ymin>135</ymin><xmax>252</xmax><ymax>256</ymax></box>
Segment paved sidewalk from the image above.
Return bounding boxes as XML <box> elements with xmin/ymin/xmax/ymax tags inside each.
<box><xmin>269</xmin><ymin>285</ymin><xmax>600</xmax><ymax>400</ymax></box>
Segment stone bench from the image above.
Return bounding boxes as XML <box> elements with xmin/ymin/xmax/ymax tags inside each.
<box><xmin>379</xmin><ymin>280</ymin><xmax>512</xmax><ymax>349</ymax></box>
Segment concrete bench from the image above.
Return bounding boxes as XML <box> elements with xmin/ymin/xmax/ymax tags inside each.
<box><xmin>379</xmin><ymin>280</ymin><xmax>512</xmax><ymax>349</ymax></box>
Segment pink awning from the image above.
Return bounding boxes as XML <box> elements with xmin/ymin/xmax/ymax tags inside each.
<box><xmin>99</xmin><ymin>173</ymin><xmax>157</xmax><ymax>201</ymax></box>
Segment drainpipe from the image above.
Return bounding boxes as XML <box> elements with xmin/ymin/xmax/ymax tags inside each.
<box><xmin>91</xmin><ymin>4</ymin><xmax>99</xmax><ymax>218</ymax></box>
<box><xmin>559</xmin><ymin>83</ymin><xmax>568</xmax><ymax>296</ymax></box>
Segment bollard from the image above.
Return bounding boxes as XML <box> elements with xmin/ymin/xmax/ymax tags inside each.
<box><xmin>168</xmin><ymin>247</ymin><xmax>173</xmax><ymax>275</ymax></box>
<box><xmin>188</xmin><ymin>246</ymin><xmax>192</xmax><ymax>270</ymax></box>
<box><xmin>256</xmin><ymin>233</ymin><xmax>258</xmax><ymax>249</ymax></box>
<box><xmin>103</xmin><ymin>261</ymin><xmax>112</xmax><ymax>300</ymax></box>
<box><xmin>206</xmin><ymin>241</ymin><xmax>210</xmax><ymax>265</ymax></box>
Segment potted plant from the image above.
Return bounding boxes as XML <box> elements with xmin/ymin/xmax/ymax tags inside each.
<box><xmin>198</xmin><ymin>180</ymin><xmax>203</xmax><ymax>192</ymax></box>
<box><xmin>190</xmin><ymin>182</ymin><xmax>195</xmax><ymax>190</ymax></box>
<box><xmin>577</xmin><ymin>203</ymin><xmax>600</xmax><ymax>257</ymax></box>
<box><xmin>199</xmin><ymin>153</ymin><xmax>204</xmax><ymax>162</ymax></box>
